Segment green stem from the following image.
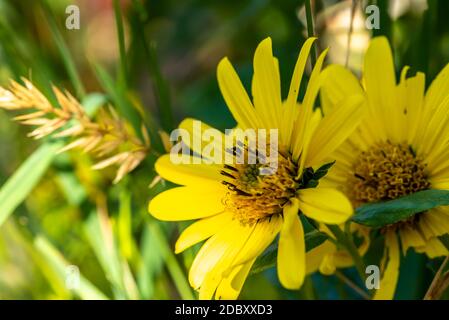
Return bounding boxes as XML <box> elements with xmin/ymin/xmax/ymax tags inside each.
<box><xmin>131</xmin><ymin>0</ymin><xmax>174</xmax><ymax>132</ymax></box>
<box><xmin>41</xmin><ymin>1</ymin><xmax>85</xmax><ymax>99</ymax></box>
<box><xmin>113</xmin><ymin>0</ymin><xmax>129</xmax><ymax>89</ymax></box>
<box><xmin>327</xmin><ymin>224</ymin><xmax>366</xmax><ymax>283</ymax></box>
<box><xmin>424</xmin><ymin>255</ymin><xmax>449</xmax><ymax>300</ymax></box>
<box><xmin>150</xmin><ymin>223</ymin><xmax>195</xmax><ymax>300</ymax></box>
<box><xmin>335</xmin><ymin>270</ymin><xmax>370</xmax><ymax>300</ymax></box>
<box><xmin>305</xmin><ymin>0</ymin><xmax>317</xmax><ymax>66</ymax></box>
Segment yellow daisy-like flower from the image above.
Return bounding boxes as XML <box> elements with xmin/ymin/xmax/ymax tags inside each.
<box><xmin>320</xmin><ymin>36</ymin><xmax>449</xmax><ymax>299</ymax></box>
<box><xmin>149</xmin><ymin>37</ymin><xmax>365</xmax><ymax>299</ymax></box>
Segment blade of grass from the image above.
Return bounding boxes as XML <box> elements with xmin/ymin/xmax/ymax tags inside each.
<box><xmin>92</xmin><ymin>62</ymin><xmax>164</xmax><ymax>153</ymax></box>
<box><xmin>92</xmin><ymin>63</ymin><xmax>141</xmax><ymax>134</ymax></box>
<box><xmin>84</xmin><ymin>209</ymin><xmax>127</xmax><ymax>299</ymax></box>
<box><xmin>130</xmin><ymin>0</ymin><xmax>174</xmax><ymax>131</ymax></box>
<box><xmin>40</xmin><ymin>0</ymin><xmax>86</xmax><ymax>99</ymax></box>
<box><xmin>0</xmin><ymin>141</ymin><xmax>63</xmax><ymax>228</ymax></box>
<box><xmin>113</xmin><ymin>0</ymin><xmax>129</xmax><ymax>90</ymax></box>
<box><xmin>149</xmin><ymin>222</ymin><xmax>195</xmax><ymax>299</ymax></box>
<box><xmin>118</xmin><ymin>190</ymin><xmax>134</xmax><ymax>260</ymax></box>
<box><xmin>137</xmin><ymin>223</ymin><xmax>165</xmax><ymax>299</ymax></box>
<box><xmin>34</xmin><ymin>235</ymin><xmax>109</xmax><ymax>300</ymax></box>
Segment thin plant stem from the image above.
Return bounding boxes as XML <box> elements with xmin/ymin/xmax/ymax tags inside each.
<box><xmin>424</xmin><ymin>256</ymin><xmax>449</xmax><ymax>300</ymax></box>
<box><xmin>335</xmin><ymin>270</ymin><xmax>370</xmax><ymax>300</ymax></box>
<box><xmin>345</xmin><ymin>0</ymin><xmax>358</xmax><ymax>67</ymax></box>
<box><xmin>41</xmin><ymin>1</ymin><xmax>86</xmax><ymax>99</ymax></box>
<box><xmin>305</xmin><ymin>0</ymin><xmax>317</xmax><ymax>66</ymax></box>
<box><xmin>327</xmin><ymin>224</ymin><xmax>366</xmax><ymax>283</ymax></box>
<box><xmin>113</xmin><ymin>0</ymin><xmax>129</xmax><ymax>89</ymax></box>
<box><xmin>131</xmin><ymin>0</ymin><xmax>174</xmax><ymax>131</ymax></box>
<box><xmin>150</xmin><ymin>223</ymin><xmax>195</xmax><ymax>300</ymax></box>
<box><xmin>424</xmin><ymin>235</ymin><xmax>449</xmax><ymax>300</ymax></box>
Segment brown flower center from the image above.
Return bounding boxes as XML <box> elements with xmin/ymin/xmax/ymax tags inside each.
<box><xmin>348</xmin><ymin>141</ymin><xmax>430</xmax><ymax>229</ymax></box>
<box><xmin>221</xmin><ymin>153</ymin><xmax>299</xmax><ymax>226</ymax></box>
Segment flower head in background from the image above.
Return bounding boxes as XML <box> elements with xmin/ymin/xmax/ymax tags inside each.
<box><xmin>320</xmin><ymin>36</ymin><xmax>449</xmax><ymax>299</ymax></box>
<box><xmin>148</xmin><ymin>37</ymin><xmax>365</xmax><ymax>299</ymax></box>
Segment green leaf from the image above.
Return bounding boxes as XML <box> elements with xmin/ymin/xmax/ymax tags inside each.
<box><xmin>300</xmin><ymin>161</ymin><xmax>335</xmax><ymax>189</ymax></box>
<box><xmin>84</xmin><ymin>211</ymin><xmax>127</xmax><ymax>299</ymax></box>
<box><xmin>250</xmin><ymin>230</ymin><xmax>328</xmax><ymax>275</ymax></box>
<box><xmin>352</xmin><ymin>189</ymin><xmax>449</xmax><ymax>228</ymax></box>
<box><xmin>0</xmin><ymin>141</ymin><xmax>63</xmax><ymax>228</ymax></box>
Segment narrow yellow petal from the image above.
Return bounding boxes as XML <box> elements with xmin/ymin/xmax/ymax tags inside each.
<box><xmin>178</xmin><ymin>118</ymin><xmax>225</xmax><ymax>161</ymax></box>
<box><xmin>215</xmin><ymin>258</ymin><xmax>256</xmax><ymax>300</ymax></box>
<box><xmin>364</xmin><ymin>36</ymin><xmax>396</xmax><ymax>123</ymax></box>
<box><xmin>155</xmin><ymin>154</ymin><xmax>223</xmax><ymax>186</ymax></box>
<box><xmin>252</xmin><ymin>37</ymin><xmax>282</xmax><ymax>129</ymax></box>
<box><xmin>415</xmin><ymin>237</ymin><xmax>449</xmax><ymax>258</ymax></box>
<box><xmin>230</xmin><ymin>216</ymin><xmax>282</xmax><ymax>267</ymax></box>
<box><xmin>297</xmin><ymin>188</ymin><xmax>353</xmax><ymax>224</ymax></box>
<box><xmin>320</xmin><ymin>64</ymin><xmax>364</xmax><ymax>114</ymax></box>
<box><xmin>149</xmin><ymin>186</ymin><xmax>225</xmax><ymax>221</ymax></box>
<box><xmin>277</xmin><ymin>198</ymin><xmax>306</xmax><ymax>289</ymax></box>
<box><xmin>306</xmin><ymin>94</ymin><xmax>365</xmax><ymax>166</ymax></box>
<box><xmin>425</xmin><ymin>62</ymin><xmax>449</xmax><ymax>111</ymax></box>
<box><xmin>217</xmin><ymin>57</ymin><xmax>261</xmax><ymax>129</ymax></box>
<box><xmin>281</xmin><ymin>37</ymin><xmax>316</xmax><ymax>147</ymax></box>
<box><xmin>189</xmin><ymin>221</ymin><xmax>254</xmax><ymax>289</ymax></box>
<box><xmin>373</xmin><ymin>231</ymin><xmax>400</xmax><ymax>300</ymax></box>
<box><xmin>291</xmin><ymin>48</ymin><xmax>329</xmax><ymax>171</ymax></box>
<box><xmin>306</xmin><ymin>240</ymin><xmax>336</xmax><ymax>274</ymax></box>
<box><xmin>175</xmin><ymin>212</ymin><xmax>234</xmax><ymax>253</ymax></box>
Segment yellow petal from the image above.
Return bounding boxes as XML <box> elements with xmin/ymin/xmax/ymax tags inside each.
<box><xmin>291</xmin><ymin>48</ymin><xmax>329</xmax><ymax>170</ymax></box>
<box><xmin>286</xmin><ymin>38</ymin><xmax>317</xmax><ymax>109</ymax></box>
<box><xmin>364</xmin><ymin>36</ymin><xmax>396</xmax><ymax>116</ymax></box>
<box><xmin>415</xmin><ymin>237</ymin><xmax>449</xmax><ymax>258</ymax></box>
<box><xmin>418</xmin><ymin>208</ymin><xmax>449</xmax><ymax>239</ymax></box>
<box><xmin>373</xmin><ymin>231</ymin><xmax>400</xmax><ymax>300</ymax></box>
<box><xmin>399</xmin><ymin>225</ymin><xmax>426</xmax><ymax>255</ymax></box>
<box><xmin>281</xmin><ymin>38</ymin><xmax>316</xmax><ymax>147</ymax></box>
<box><xmin>404</xmin><ymin>72</ymin><xmax>425</xmax><ymax>145</ymax></box>
<box><xmin>175</xmin><ymin>212</ymin><xmax>234</xmax><ymax>253</ymax></box>
<box><xmin>215</xmin><ymin>258</ymin><xmax>256</xmax><ymax>300</ymax></box>
<box><xmin>320</xmin><ymin>64</ymin><xmax>364</xmax><ymax>114</ymax></box>
<box><xmin>306</xmin><ymin>240</ymin><xmax>336</xmax><ymax>274</ymax></box>
<box><xmin>149</xmin><ymin>185</ymin><xmax>225</xmax><ymax>221</ymax></box>
<box><xmin>189</xmin><ymin>221</ymin><xmax>254</xmax><ymax>289</ymax></box>
<box><xmin>178</xmin><ymin>118</ymin><xmax>225</xmax><ymax>161</ymax></box>
<box><xmin>277</xmin><ymin>198</ymin><xmax>306</xmax><ymax>289</ymax></box>
<box><xmin>425</xmin><ymin>62</ymin><xmax>449</xmax><ymax>111</ymax></box>
<box><xmin>230</xmin><ymin>216</ymin><xmax>282</xmax><ymax>267</ymax></box>
<box><xmin>252</xmin><ymin>37</ymin><xmax>282</xmax><ymax>129</ymax></box>
<box><xmin>155</xmin><ymin>154</ymin><xmax>223</xmax><ymax>186</ymax></box>
<box><xmin>306</xmin><ymin>94</ymin><xmax>365</xmax><ymax>166</ymax></box>
<box><xmin>297</xmin><ymin>187</ymin><xmax>353</xmax><ymax>224</ymax></box>
<box><xmin>217</xmin><ymin>57</ymin><xmax>261</xmax><ymax>129</ymax></box>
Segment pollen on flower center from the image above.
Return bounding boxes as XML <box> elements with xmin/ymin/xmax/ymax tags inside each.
<box><xmin>221</xmin><ymin>153</ymin><xmax>299</xmax><ymax>226</ymax></box>
<box><xmin>348</xmin><ymin>140</ymin><xmax>430</xmax><ymax>207</ymax></box>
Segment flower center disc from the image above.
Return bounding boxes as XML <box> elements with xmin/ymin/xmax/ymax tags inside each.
<box><xmin>348</xmin><ymin>141</ymin><xmax>430</xmax><ymax>208</ymax></box>
<box><xmin>221</xmin><ymin>154</ymin><xmax>298</xmax><ymax>226</ymax></box>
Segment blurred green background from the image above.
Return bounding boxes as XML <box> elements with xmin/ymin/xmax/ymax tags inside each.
<box><xmin>1</xmin><ymin>0</ymin><xmax>449</xmax><ymax>299</ymax></box>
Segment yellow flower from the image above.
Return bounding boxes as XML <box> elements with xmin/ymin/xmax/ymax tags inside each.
<box><xmin>320</xmin><ymin>36</ymin><xmax>449</xmax><ymax>299</ymax></box>
<box><xmin>149</xmin><ymin>37</ymin><xmax>364</xmax><ymax>299</ymax></box>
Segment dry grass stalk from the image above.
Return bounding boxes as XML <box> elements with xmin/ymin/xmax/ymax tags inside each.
<box><xmin>0</xmin><ymin>78</ymin><xmax>150</xmax><ymax>183</ymax></box>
